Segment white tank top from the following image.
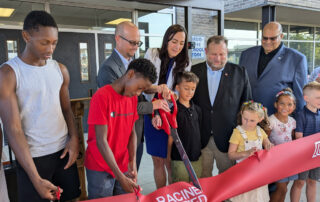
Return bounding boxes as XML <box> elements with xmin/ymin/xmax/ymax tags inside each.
<box><xmin>5</xmin><ymin>57</ymin><xmax>68</xmax><ymax>157</ymax></box>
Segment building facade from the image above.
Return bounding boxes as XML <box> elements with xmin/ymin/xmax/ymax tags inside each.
<box><xmin>0</xmin><ymin>0</ymin><xmax>221</xmax><ymax>99</ymax></box>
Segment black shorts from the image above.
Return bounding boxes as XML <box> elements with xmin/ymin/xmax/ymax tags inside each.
<box><xmin>16</xmin><ymin>149</ymin><xmax>81</xmax><ymax>202</ymax></box>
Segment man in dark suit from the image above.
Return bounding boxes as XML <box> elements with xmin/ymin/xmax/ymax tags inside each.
<box><xmin>239</xmin><ymin>22</ymin><xmax>307</xmax><ymax>115</ymax></box>
<box><xmin>97</xmin><ymin>21</ymin><xmax>169</xmax><ymax>170</ymax></box>
<box><xmin>192</xmin><ymin>35</ymin><xmax>252</xmax><ymax>177</ymax></box>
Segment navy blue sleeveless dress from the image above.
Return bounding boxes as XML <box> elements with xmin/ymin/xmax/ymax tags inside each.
<box><xmin>144</xmin><ymin>59</ymin><xmax>174</xmax><ymax>158</ymax></box>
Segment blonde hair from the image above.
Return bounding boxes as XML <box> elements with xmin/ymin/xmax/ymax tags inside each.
<box><xmin>303</xmin><ymin>81</ymin><xmax>320</xmax><ymax>95</ymax></box>
<box><xmin>238</xmin><ymin>101</ymin><xmax>270</xmax><ymax>132</ymax></box>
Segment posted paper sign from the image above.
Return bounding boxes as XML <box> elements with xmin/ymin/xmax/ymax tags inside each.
<box><xmin>192</xmin><ymin>35</ymin><xmax>205</xmax><ymax>59</ymax></box>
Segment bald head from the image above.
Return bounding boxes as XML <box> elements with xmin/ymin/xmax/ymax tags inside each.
<box><xmin>115</xmin><ymin>21</ymin><xmax>138</xmax><ymax>36</ymax></box>
<box><xmin>261</xmin><ymin>21</ymin><xmax>283</xmax><ymax>54</ymax></box>
<box><xmin>114</xmin><ymin>21</ymin><xmax>140</xmax><ymax>60</ymax></box>
<box><xmin>263</xmin><ymin>22</ymin><xmax>282</xmax><ymax>34</ymax></box>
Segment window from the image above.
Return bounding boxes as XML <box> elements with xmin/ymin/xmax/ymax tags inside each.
<box><xmin>138</xmin><ymin>9</ymin><xmax>173</xmax><ymax>57</ymax></box>
<box><xmin>225</xmin><ymin>21</ymin><xmax>258</xmax><ymax>39</ymax></box>
<box><xmin>315</xmin><ymin>27</ymin><xmax>320</xmax><ymax>41</ymax></box>
<box><xmin>290</xmin><ymin>42</ymin><xmax>314</xmax><ymax>74</ymax></box>
<box><xmin>139</xmin><ymin>35</ymin><xmax>163</xmax><ymax>58</ymax></box>
<box><xmin>289</xmin><ymin>26</ymin><xmax>314</xmax><ymax>40</ymax></box>
<box><xmin>314</xmin><ymin>43</ymin><xmax>320</xmax><ymax>68</ymax></box>
<box><xmin>225</xmin><ymin>21</ymin><xmax>259</xmax><ymax>64</ymax></box>
<box><xmin>6</xmin><ymin>40</ymin><xmax>18</xmax><ymax>60</ymax></box>
<box><xmin>228</xmin><ymin>40</ymin><xmax>257</xmax><ymax>64</ymax></box>
<box><xmin>79</xmin><ymin>42</ymin><xmax>89</xmax><ymax>82</ymax></box>
<box><xmin>104</xmin><ymin>43</ymin><xmax>113</xmax><ymax>59</ymax></box>
<box><xmin>50</xmin><ymin>4</ymin><xmax>131</xmax><ymax>31</ymax></box>
<box><xmin>138</xmin><ymin>10</ymin><xmax>173</xmax><ymax>35</ymax></box>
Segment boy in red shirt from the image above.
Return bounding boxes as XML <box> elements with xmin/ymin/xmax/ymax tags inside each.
<box><xmin>85</xmin><ymin>58</ymin><xmax>157</xmax><ymax>199</ymax></box>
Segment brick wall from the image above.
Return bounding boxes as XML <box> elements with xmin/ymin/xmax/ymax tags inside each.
<box><xmin>269</xmin><ymin>0</ymin><xmax>320</xmax><ymax>10</ymax></box>
<box><xmin>224</xmin><ymin>0</ymin><xmax>266</xmax><ymax>13</ymax></box>
<box><xmin>225</xmin><ymin>0</ymin><xmax>320</xmax><ymax>13</ymax></box>
<box><xmin>176</xmin><ymin>7</ymin><xmax>218</xmax><ymax>64</ymax></box>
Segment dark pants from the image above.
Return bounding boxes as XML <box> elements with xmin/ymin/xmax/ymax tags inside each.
<box><xmin>136</xmin><ymin>142</ymin><xmax>144</xmax><ymax>171</ymax></box>
<box><xmin>16</xmin><ymin>150</ymin><xmax>81</xmax><ymax>202</ymax></box>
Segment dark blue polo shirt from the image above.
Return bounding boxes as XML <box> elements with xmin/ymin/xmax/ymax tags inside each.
<box><xmin>295</xmin><ymin>106</ymin><xmax>320</xmax><ymax>137</ymax></box>
<box><xmin>171</xmin><ymin>101</ymin><xmax>202</xmax><ymax>161</ymax></box>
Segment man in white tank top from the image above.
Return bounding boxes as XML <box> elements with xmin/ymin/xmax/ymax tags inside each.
<box><xmin>0</xmin><ymin>11</ymin><xmax>80</xmax><ymax>201</ymax></box>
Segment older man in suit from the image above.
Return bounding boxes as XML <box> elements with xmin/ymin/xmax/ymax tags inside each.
<box><xmin>239</xmin><ymin>22</ymin><xmax>308</xmax><ymax>115</ymax></box>
<box><xmin>192</xmin><ymin>36</ymin><xmax>252</xmax><ymax>177</ymax></box>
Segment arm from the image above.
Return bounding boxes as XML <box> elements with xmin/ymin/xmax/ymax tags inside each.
<box><xmin>143</xmin><ymin>84</ymin><xmax>172</xmax><ymax>99</ymax></box>
<box><xmin>127</xmin><ymin>123</ymin><xmax>137</xmax><ymax>183</ymax></box>
<box><xmin>137</xmin><ymin>93</ymin><xmax>170</xmax><ymax>115</ymax></box>
<box><xmin>0</xmin><ymin>65</ymin><xmax>59</xmax><ymax>200</ymax></box>
<box><xmin>137</xmin><ymin>101</ymin><xmax>153</xmax><ymax>115</ymax></box>
<box><xmin>295</xmin><ymin>132</ymin><xmax>303</xmax><ymax>139</ymax></box>
<box><xmin>262</xmin><ymin>138</ymin><xmax>273</xmax><ymax>150</ymax></box>
<box><xmin>308</xmin><ymin>67</ymin><xmax>318</xmax><ymax>83</ymax></box>
<box><xmin>292</xmin><ymin>130</ymin><xmax>296</xmax><ymax>140</ymax></box>
<box><xmin>240</xmin><ymin>68</ymin><xmax>253</xmax><ymax>103</ymax></box>
<box><xmin>239</xmin><ymin>51</ymin><xmax>245</xmax><ymax>67</ymax></box>
<box><xmin>295</xmin><ymin>111</ymin><xmax>304</xmax><ymax>140</ymax></box>
<box><xmin>58</xmin><ymin>63</ymin><xmax>79</xmax><ymax>169</ymax></box>
<box><xmin>293</xmin><ymin>56</ymin><xmax>308</xmax><ymax>112</ymax></box>
<box><xmin>197</xmin><ymin>106</ymin><xmax>202</xmax><ymax>130</ymax></box>
<box><xmin>228</xmin><ymin>143</ymin><xmax>256</xmax><ymax>161</ymax></box>
<box><xmin>95</xmin><ymin>124</ymin><xmax>138</xmax><ymax>192</ymax></box>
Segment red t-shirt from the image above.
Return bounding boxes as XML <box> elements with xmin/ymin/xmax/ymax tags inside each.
<box><xmin>85</xmin><ymin>85</ymin><xmax>138</xmax><ymax>177</ymax></box>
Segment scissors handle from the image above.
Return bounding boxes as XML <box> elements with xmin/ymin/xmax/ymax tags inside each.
<box><xmin>157</xmin><ymin>93</ymin><xmax>178</xmax><ymax>134</ymax></box>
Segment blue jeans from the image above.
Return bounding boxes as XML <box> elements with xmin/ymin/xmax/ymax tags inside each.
<box><xmin>86</xmin><ymin>168</ymin><xmax>126</xmax><ymax>199</ymax></box>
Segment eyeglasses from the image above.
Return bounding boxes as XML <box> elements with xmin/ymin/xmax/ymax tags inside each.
<box><xmin>262</xmin><ymin>34</ymin><xmax>281</xmax><ymax>41</ymax></box>
<box><xmin>119</xmin><ymin>35</ymin><xmax>143</xmax><ymax>47</ymax></box>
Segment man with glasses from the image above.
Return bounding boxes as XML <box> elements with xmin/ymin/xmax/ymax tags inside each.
<box><xmin>97</xmin><ymin>21</ymin><xmax>142</xmax><ymax>87</ymax></box>
<box><xmin>239</xmin><ymin>21</ymin><xmax>307</xmax><ymax>114</ymax></box>
<box><xmin>97</xmin><ymin>21</ymin><xmax>170</xmax><ymax>173</ymax></box>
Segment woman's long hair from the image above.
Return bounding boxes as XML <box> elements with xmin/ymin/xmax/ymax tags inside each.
<box><xmin>158</xmin><ymin>24</ymin><xmax>189</xmax><ymax>86</ymax></box>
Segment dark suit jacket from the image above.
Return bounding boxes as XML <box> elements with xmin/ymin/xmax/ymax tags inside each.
<box><xmin>97</xmin><ymin>49</ymin><xmax>126</xmax><ymax>88</ymax></box>
<box><xmin>191</xmin><ymin>62</ymin><xmax>252</xmax><ymax>152</ymax></box>
<box><xmin>239</xmin><ymin>45</ymin><xmax>308</xmax><ymax>115</ymax></box>
<box><xmin>96</xmin><ymin>49</ymin><xmax>152</xmax><ymax>146</ymax></box>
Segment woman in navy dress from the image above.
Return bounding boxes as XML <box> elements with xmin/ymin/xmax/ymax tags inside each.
<box><xmin>144</xmin><ymin>24</ymin><xmax>191</xmax><ymax>189</ymax></box>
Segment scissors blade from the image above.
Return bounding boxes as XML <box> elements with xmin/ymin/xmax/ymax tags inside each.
<box><xmin>171</xmin><ymin>129</ymin><xmax>202</xmax><ymax>190</ymax></box>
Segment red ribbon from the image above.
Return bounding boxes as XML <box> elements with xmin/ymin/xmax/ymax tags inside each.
<box><xmin>83</xmin><ymin>133</ymin><xmax>320</xmax><ymax>202</ymax></box>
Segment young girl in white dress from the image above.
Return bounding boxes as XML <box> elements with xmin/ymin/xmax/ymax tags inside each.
<box><xmin>228</xmin><ymin>101</ymin><xmax>273</xmax><ymax>202</ymax></box>
<box><xmin>269</xmin><ymin>88</ymin><xmax>297</xmax><ymax>202</ymax></box>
